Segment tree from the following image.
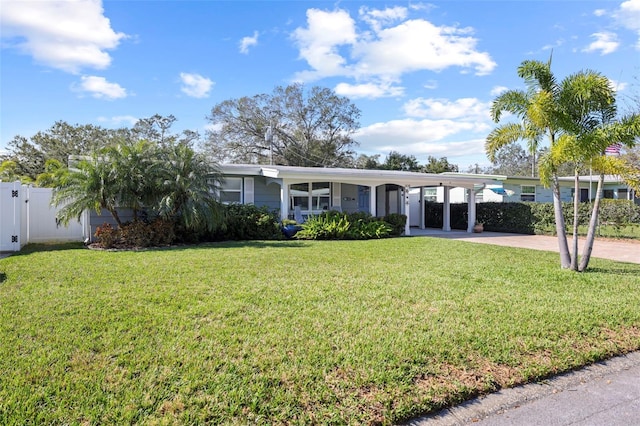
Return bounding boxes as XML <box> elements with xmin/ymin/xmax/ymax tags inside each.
<box><xmin>489</xmin><ymin>58</ymin><xmax>640</xmax><ymax>271</ymax></box>
<box><xmin>155</xmin><ymin>143</ymin><xmax>224</xmax><ymax>232</ymax></box>
<box><xmin>379</xmin><ymin>151</ymin><xmax>420</xmax><ymax>171</ymax></box>
<box><xmin>0</xmin><ymin>160</ymin><xmax>33</xmax><ymax>183</ymax></box>
<box><xmin>52</xmin><ymin>152</ymin><xmax>123</xmax><ymax>226</ymax></box>
<box><xmin>2</xmin><ymin>122</ymin><xmax>114</xmax><ymax>179</ymax></box>
<box><xmin>352</xmin><ymin>154</ymin><xmax>381</xmax><ymax>169</ymax></box>
<box><xmin>35</xmin><ymin>159</ymin><xmax>68</xmax><ymax>187</ymax></box>
<box><xmin>205</xmin><ymin>84</ymin><xmax>361</xmax><ymax>167</ymax></box>
<box><xmin>422</xmin><ymin>156</ymin><xmax>459</xmax><ymax>174</ymax></box>
<box><xmin>487</xmin><ymin>58</ymin><xmax>571</xmax><ymax>268</ymax></box>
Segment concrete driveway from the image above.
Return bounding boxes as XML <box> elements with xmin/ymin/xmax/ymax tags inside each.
<box><xmin>410</xmin><ymin>229</ymin><xmax>640</xmax><ymax>264</ymax></box>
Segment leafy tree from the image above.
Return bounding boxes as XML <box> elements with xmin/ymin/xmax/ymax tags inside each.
<box><xmin>380</xmin><ymin>151</ymin><xmax>421</xmax><ymax>171</ymax></box>
<box><xmin>2</xmin><ymin>122</ymin><xmax>114</xmax><ymax>179</ymax></box>
<box><xmin>422</xmin><ymin>156</ymin><xmax>459</xmax><ymax>174</ymax></box>
<box><xmin>0</xmin><ymin>160</ymin><xmax>33</xmax><ymax>183</ymax></box>
<box><xmin>352</xmin><ymin>154</ymin><xmax>381</xmax><ymax>169</ymax></box>
<box><xmin>205</xmin><ymin>84</ymin><xmax>361</xmax><ymax>167</ymax></box>
<box><xmin>35</xmin><ymin>159</ymin><xmax>68</xmax><ymax>187</ymax></box>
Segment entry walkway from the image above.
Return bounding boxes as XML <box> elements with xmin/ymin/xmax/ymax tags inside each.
<box><xmin>410</xmin><ymin>228</ymin><xmax>640</xmax><ymax>264</ymax></box>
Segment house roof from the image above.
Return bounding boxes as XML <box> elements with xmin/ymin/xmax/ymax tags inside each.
<box><xmin>220</xmin><ymin>164</ymin><xmax>501</xmax><ymax>189</ymax></box>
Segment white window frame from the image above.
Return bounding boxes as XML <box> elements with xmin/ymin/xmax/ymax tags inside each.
<box><xmin>220</xmin><ymin>177</ymin><xmax>243</xmax><ymax>204</ymax></box>
<box><xmin>289</xmin><ymin>182</ymin><xmax>331</xmax><ymax>214</ymax></box>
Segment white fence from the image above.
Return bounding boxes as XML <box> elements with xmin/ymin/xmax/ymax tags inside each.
<box><xmin>0</xmin><ymin>182</ymin><xmax>89</xmax><ymax>252</ymax></box>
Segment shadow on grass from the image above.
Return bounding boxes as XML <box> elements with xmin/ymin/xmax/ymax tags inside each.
<box><xmin>585</xmin><ymin>266</ymin><xmax>640</xmax><ymax>276</ymax></box>
<box><xmin>12</xmin><ymin>240</ymin><xmax>312</xmax><ymax>257</ymax></box>
<box><xmin>0</xmin><ymin>272</ymin><xmax>6</xmax><ymax>283</ymax></box>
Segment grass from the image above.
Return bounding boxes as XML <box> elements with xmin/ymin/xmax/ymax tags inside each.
<box><xmin>1</xmin><ymin>239</ymin><xmax>639</xmax><ymax>425</ymax></box>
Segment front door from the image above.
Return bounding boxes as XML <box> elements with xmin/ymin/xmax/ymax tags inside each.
<box><xmin>358</xmin><ymin>186</ymin><xmax>370</xmax><ymax>212</ymax></box>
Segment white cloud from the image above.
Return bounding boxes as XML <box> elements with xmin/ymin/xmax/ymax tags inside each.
<box><xmin>359</xmin><ymin>6</ymin><xmax>408</xmax><ymax>32</ymax></box>
<box><xmin>593</xmin><ymin>9</ymin><xmax>607</xmax><ymax>17</ymax></box>
<box><xmin>97</xmin><ymin>115</ymin><xmax>138</xmax><ymax>126</ymax></box>
<box><xmin>0</xmin><ymin>0</ymin><xmax>126</xmax><ymax>73</ymax></box>
<box><xmin>423</xmin><ymin>80</ymin><xmax>438</xmax><ymax>89</ymax></box>
<box><xmin>402</xmin><ymin>97</ymin><xmax>492</xmax><ymax>121</ymax></box>
<box><xmin>608</xmin><ymin>79</ymin><xmax>628</xmax><ymax>91</ymax></box>
<box><xmin>179</xmin><ymin>72</ymin><xmax>214</xmax><ymax>98</ymax></box>
<box><xmin>334</xmin><ymin>81</ymin><xmax>404</xmax><ymax>99</ymax></box>
<box><xmin>582</xmin><ymin>31</ymin><xmax>619</xmax><ymax>54</ymax></box>
<box><xmin>490</xmin><ymin>86</ymin><xmax>508</xmax><ymax>96</ymax></box>
<box><xmin>74</xmin><ymin>75</ymin><xmax>127</xmax><ymax>99</ymax></box>
<box><xmin>291</xmin><ymin>9</ymin><xmax>358</xmax><ymax>80</ymax></box>
<box><xmin>615</xmin><ymin>0</ymin><xmax>640</xmax><ymax>48</ymax></box>
<box><xmin>239</xmin><ymin>31</ymin><xmax>259</xmax><ymax>54</ymax></box>
<box><xmin>291</xmin><ymin>7</ymin><xmax>496</xmax><ymax>91</ymax></box>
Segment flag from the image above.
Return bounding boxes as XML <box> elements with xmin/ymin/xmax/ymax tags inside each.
<box><xmin>604</xmin><ymin>143</ymin><xmax>622</xmax><ymax>155</ymax></box>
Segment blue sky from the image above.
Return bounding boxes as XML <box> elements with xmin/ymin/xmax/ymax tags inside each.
<box><xmin>1</xmin><ymin>0</ymin><xmax>639</xmax><ymax>169</ymax></box>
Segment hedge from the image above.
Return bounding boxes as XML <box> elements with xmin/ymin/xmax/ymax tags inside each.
<box><xmin>424</xmin><ymin>200</ymin><xmax>640</xmax><ymax>235</ymax></box>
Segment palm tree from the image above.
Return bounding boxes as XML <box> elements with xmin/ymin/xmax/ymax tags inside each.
<box><xmin>487</xmin><ymin>58</ymin><xmax>572</xmax><ymax>268</ymax></box>
<box><xmin>155</xmin><ymin>144</ymin><xmax>224</xmax><ymax>232</ymax></box>
<box><xmin>104</xmin><ymin>140</ymin><xmax>160</xmax><ymax>222</ymax></box>
<box><xmin>575</xmin><ymin>116</ymin><xmax>640</xmax><ymax>271</ymax></box>
<box><xmin>52</xmin><ymin>152</ymin><xmax>123</xmax><ymax>226</ymax></box>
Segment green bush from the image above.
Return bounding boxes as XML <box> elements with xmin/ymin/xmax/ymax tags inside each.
<box><xmin>382</xmin><ymin>213</ymin><xmax>407</xmax><ymax>236</ymax></box>
<box><xmin>296</xmin><ymin>211</ymin><xmax>393</xmax><ymax>240</ymax></box>
<box><xmin>424</xmin><ymin>200</ymin><xmax>640</xmax><ymax>235</ymax></box>
<box><xmin>215</xmin><ymin>204</ymin><xmax>282</xmax><ymax>241</ymax></box>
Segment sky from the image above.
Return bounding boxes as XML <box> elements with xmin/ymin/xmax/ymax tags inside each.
<box><xmin>1</xmin><ymin>0</ymin><xmax>639</xmax><ymax>170</ymax></box>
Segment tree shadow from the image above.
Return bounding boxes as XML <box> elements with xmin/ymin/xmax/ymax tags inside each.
<box><xmin>0</xmin><ymin>272</ymin><xmax>6</xmax><ymax>284</ymax></box>
<box><xmin>586</xmin><ymin>266</ymin><xmax>640</xmax><ymax>276</ymax></box>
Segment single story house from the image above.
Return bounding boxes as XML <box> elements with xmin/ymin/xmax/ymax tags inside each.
<box><xmin>418</xmin><ymin>174</ymin><xmax>639</xmax><ymax>205</ymax></box>
<box><xmin>219</xmin><ymin>164</ymin><xmax>501</xmax><ymax>235</ymax></box>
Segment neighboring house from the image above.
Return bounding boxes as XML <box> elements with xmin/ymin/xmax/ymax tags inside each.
<box><xmin>219</xmin><ymin>164</ymin><xmax>501</xmax><ymax>235</ymax></box>
<box><xmin>426</xmin><ymin>174</ymin><xmax>638</xmax><ymax>205</ymax></box>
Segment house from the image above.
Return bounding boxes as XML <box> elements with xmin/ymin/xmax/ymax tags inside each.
<box><xmin>219</xmin><ymin>164</ymin><xmax>501</xmax><ymax>235</ymax></box>
<box><xmin>419</xmin><ymin>174</ymin><xmax>639</xmax><ymax>205</ymax></box>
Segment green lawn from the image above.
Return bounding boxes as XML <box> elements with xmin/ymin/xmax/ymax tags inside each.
<box><xmin>1</xmin><ymin>239</ymin><xmax>639</xmax><ymax>425</ymax></box>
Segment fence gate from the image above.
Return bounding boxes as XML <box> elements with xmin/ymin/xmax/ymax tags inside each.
<box><xmin>0</xmin><ymin>182</ymin><xmax>22</xmax><ymax>251</ymax></box>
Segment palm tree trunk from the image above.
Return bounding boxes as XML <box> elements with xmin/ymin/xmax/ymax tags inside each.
<box><xmin>552</xmin><ymin>174</ymin><xmax>571</xmax><ymax>268</ymax></box>
<box><xmin>570</xmin><ymin>170</ymin><xmax>580</xmax><ymax>271</ymax></box>
<box><xmin>579</xmin><ymin>173</ymin><xmax>604</xmax><ymax>272</ymax></box>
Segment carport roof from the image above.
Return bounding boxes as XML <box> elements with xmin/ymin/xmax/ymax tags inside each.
<box><xmin>220</xmin><ymin>164</ymin><xmax>501</xmax><ymax>189</ymax></box>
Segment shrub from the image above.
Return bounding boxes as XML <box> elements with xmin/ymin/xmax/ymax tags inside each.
<box><xmin>119</xmin><ymin>221</ymin><xmax>152</xmax><ymax>248</ymax></box>
<box><xmin>215</xmin><ymin>204</ymin><xmax>282</xmax><ymax>241</ymax></box>
<box><xmin>296</xmin><ymin>211</ymin><xmax>393</xmax><ymax>240</ymax></box>
<box><xmin>94</xmin><ymin>223</ymin><xmax>118</xmax><ymax>249</ymax></box>
<box><xmin>382</xmin><ymin>213</ymin><xmax>407</xmax><ymax>236</ymax></box>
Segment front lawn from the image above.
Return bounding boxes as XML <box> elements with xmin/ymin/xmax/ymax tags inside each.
<box><xmin>1</xmin><ymin>239</ymin><xmax>639</xmax><ymax>424</ymax></box>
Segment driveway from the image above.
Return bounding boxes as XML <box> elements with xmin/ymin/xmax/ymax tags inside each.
<box><xmin>410</xmin><ymin>229</ymin><xmax>640</xmax><ymax>264</ymax></box>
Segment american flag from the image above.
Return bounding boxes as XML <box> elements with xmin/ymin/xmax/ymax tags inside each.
<box><xmin>604</xmin><ymin>143</ymin><xmax>622</xmax><ymax>155</ymax></box>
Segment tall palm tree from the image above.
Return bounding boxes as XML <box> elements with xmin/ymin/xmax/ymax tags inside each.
<box><xmin>574</xmin><ymin>115</ymin><xmax>640</xmax><ymax>271</ymax></box>
<box><xmin>487</xmin><ymin>58</ymin><xmax>572</xmax><ymax>268</ymax></box>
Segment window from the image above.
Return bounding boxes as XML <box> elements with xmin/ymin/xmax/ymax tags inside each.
<box><xmin>290</xmin><ymin>183</ymin><xmax>309</xmax><ymax>210</ymax></box>
<box><xmin>311</xmin><ymin>182</ymin><xmax>330</xmax><ymax>210</ymax></box>
<box><xmin>603</xmin><ymin>189</ymin><xmax>614</xmax><ymax>199</ymax></box>
<box><xmin>520</xmin><ymin>185</ymin><xmax>536</xmax><ymax>202</ymax></box>
<box><xmin>290</xmin><ymin>182</ymin><xmax>331</xmax><ymax>212</ymax></box>
<box><xmin>424</xmin><ymin>188</ymin><xmax>437</xmax><ymax>202</ymax></box>
<box><xmin>220</xmin><ymin>177</ymin><xmax>242</xmax><ymax>204</ymax></box>
<box><xmin>619</xmin><ymin>188</ymin><xmax>628</xmax><ymax>200</ymax></box>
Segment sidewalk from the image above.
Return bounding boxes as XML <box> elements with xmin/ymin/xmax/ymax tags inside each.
<box><xmin>406</xmin><ymin>230</ymin><xmax>640</xmax><ymax>425</ymax></box>
<box><xmin>409</xmin><ymin>352</ymin><xmax>640</xmax><ymax>426</ymax></box>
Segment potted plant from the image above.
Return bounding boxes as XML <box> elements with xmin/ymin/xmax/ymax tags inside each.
<box><xmin>281</xmin><ymin>219</ymin><xmax>302</xmax><ymax>238</ymax></box>
<box><xmin>473</xmin><ymin>222</ymin><xmax>484</xmax><ymax>233</ymax></box>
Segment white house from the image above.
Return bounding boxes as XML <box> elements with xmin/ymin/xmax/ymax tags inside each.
<box><xmin>218</xmin><ymin>164</ymin><xmax>502</xmax><ymax>235</ymax></box>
